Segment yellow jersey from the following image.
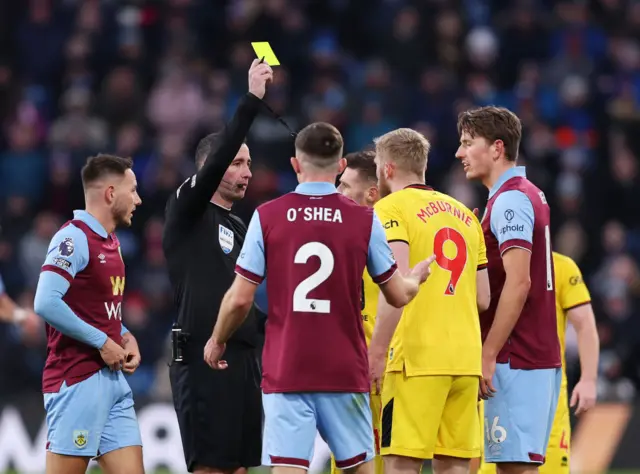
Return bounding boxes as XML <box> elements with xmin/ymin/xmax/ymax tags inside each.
<box><xmin>553</xmin><ymin>252</ymin><xmax>592</xmax><ymax>394</ymax></box>
<box><xmin>374</xmin><ymin>185</ymin><xmax>487</xmax><ymax>376</ymax></box>
<box><xmin>361</xmin><ymin>269</ymin><xmax>380</xmax><ymax>345</ymax></box>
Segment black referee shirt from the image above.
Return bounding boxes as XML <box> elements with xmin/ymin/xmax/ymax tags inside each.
<box><xmin>162</xmin><ymin>93</ymin><xmax>263</xmax><ymax>347</ymax></box>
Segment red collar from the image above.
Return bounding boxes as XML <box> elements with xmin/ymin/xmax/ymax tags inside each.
<box><xmin>404</xmin><ymin>184</ymin><xmax>434</xmax><ymax>191</ymax></box>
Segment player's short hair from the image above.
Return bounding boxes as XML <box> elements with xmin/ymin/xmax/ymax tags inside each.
<box><xmin>373</xmin><ymin>128</ymin><xmax>430</xmax><ymax>175</ymax></box>
<box><xmin>81</xmin><ymin>154</ymin><xmax>133</xmax><ymax>188</ymax></box>
<box><xmin>457</xmin><ymin>106</ymin><xmax>522</xmax><ymax>162</ymax></box>
<box><xmin>344</xmin><ymin>150</ymin><xmax>377</xmax><ymax>184</ymax></box>
<box><xmin>294</xmin><ymin>122</ymin><xmax>344</xmax><ymax>169</ymax></box>
<box><xmin>195</xmin><ymin>132</ymin><xmax>247</xmax><ymax>169</ymax></box>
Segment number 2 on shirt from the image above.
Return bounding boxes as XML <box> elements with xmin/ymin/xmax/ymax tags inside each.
<box><xmin>433</xmin><ymin>227</ymin><xmax>468</xmax><ymax>295</ymax></box>
<box><xmin>292</xmin><ymin>241</ymin><xmax>334</xmax><ymax>313</ymax></box>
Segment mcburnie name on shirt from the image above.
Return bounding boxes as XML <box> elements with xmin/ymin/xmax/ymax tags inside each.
<box><xmin>286</xmin><ymin>207</ymin><xmax>343</xmax><ymax>223</ymax></box>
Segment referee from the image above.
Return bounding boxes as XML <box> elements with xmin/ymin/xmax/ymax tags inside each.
<box><xmin>163</xmin><ymin>59</ymin><xmax>273</xmax><ymax>474</ymax></box>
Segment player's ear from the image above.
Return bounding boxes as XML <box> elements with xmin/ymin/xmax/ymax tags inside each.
<box><xmin>290</xmin><ymin>157</ymin><xmax>301</xmax><ymax>175</ymax></box>
<box><xmin>105</xmin><ymin>185</ymin><xmax>116</xmax><ymax>204</ymax></box>
<box><xmin>368</xmin><ymin>185</ymin><xmax>379</xmax><ymax>204</ymax></box>
<box><xmin>384</xmin><ymin>161</ymin><xmax>394</xmax><ymax>179</ymax></box>
<box><xmin>493</xmin><ymin>139</ymin><xmax>504</xmax><ymax>161</ymax></box>
<box><xmin>337</xmin><ymin>157</ymin><xmax>347</xmax><ymax>174</ymax></box>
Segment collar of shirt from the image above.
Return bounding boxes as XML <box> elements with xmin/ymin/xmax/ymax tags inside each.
<box><xmin>212</xmin><ymin>201</ymin><xmax>231</xmax><ymax>212</ymax></box>
<box><xmin>404</xmin><ymin>183</ymin><xmax>434</xmax><ymax>191</ymax></box>
<box><xmin>73</xmin><ymin>210</ymin><xmax>108</xmax><ymax>238</ymax></box>
<box><xmin>294</xmin><ymin>182</ymin><xmax>338</xmax><ymax>196</ymax></box>
<box><xmin>488</xmin><ymin>166</ymin><xmax>527</xmax><ymax>199</ymax></box>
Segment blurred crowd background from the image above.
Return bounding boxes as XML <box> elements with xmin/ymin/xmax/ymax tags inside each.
<box><xmin>1</xmin><ymin>0</ymin><xmax>640</xmax><ymax>407</ymax></box>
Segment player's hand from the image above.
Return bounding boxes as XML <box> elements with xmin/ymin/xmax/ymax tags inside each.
<box><xmin>100</xmin><ymin>337</ymin><xmax>127</xmax><ymax>371</ymax></box>
<box><xmin>204</xmin><ymin>337</ymin><xmax>228</xmax><ymax>370</ymax></box>
<box><xmin>123</xmin><ymin>346</ymin><xmax>141</xmax><ymax>374</ymax></box>
<box><xmin>570</xmin><ymin>379</ymin><xmax>597</xmax><ymax>415</ymax></box>
<box><xmin>479</xmin><ymin>353</ymin><xmax>497</xmax><ymax>400</ymax></box>
<box><xmin>409</xmin><ymin>254</ymin><xmax>436</xmax><ymax>284</ymax></box>
<box><xmin>19</xmin><ymin>310</ymin><xmax>43</xmax><ymax>346</ymax></box>
<box><xmin>472</xmin><ymin>208</ymin><xmax>479</xmax><ymax>217</ymax></box>
<box><xmin>121</xmin><ymin>332</ymin><xmax>142</xmax><ymax>374</ymax></box>
<box><xmin>369</xmin><ymin>347</ymin><xmax>386</xmax><ymax>395</ymax></box>
<box><xmin>248</xmin><ymin>58</ymin><xmax>274</xmax><ymax>99</ymax></box>
<box><xmin>123</xmin><ymin>351</ymin><xmax>141</xmax><ymax>374</ymax></box>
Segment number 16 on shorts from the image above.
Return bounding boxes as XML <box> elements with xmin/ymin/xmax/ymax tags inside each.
<box><xmin>485</xmin><ymin>416</ymin><xmax>507</xmax><ymax>453</ymax></box>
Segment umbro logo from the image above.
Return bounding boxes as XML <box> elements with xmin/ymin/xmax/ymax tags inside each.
<box><xmin>98</xmin><ymin>253</ymin><xmax>106</xmax><ymax>264</ymax></box>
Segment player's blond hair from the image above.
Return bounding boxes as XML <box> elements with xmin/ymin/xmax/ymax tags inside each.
<box><xmin>373</xmin><ymin>128</ymin><xmax>430</xmax><ymax>176</ymax></box>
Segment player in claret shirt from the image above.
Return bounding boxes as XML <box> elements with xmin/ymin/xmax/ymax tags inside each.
<box><xmin>34</xmin><ymin>154</ymin><xmax>144</xmax><ymax>474</ymax></box>
<box><xmin>205</xmin><ymin>122</ymin><xmax>435</xmax><ymax>474</ymax></box>
<box><xmin>476</xmin><ymin>251</ymin><xmax>599</xmax><ymax>474</ymax></box>
<box><xmin>456</xmin><ymin>106</ymin><xmax>562</xmax><ymax>474</ymax></box>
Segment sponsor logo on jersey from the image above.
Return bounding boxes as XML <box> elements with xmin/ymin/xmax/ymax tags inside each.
<box><xmin>383</xmin><ymin>219</ymin><xmax>398</xmax><ymax>229</ymax></box>
<box><xmin>500</xmin><ymin>224</ymin><xmax>524</xmax><ymax>234</ymax></box>
<box><xmin>569</xmin><ymin>275</ymin><xmax>583</xmax><ymax>286</ymax></box>
<box><xmin>110</xmin><ymin>276</ymin><xmax>125</xmax><ymax>296</ymax></box>
<box><xmin>504</xmin><ymin>209</ymin><xmax>514</xmax><ymax>222</ymax></box>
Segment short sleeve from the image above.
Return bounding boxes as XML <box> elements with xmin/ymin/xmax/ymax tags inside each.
<box><xmin>235</xmin><ymin>211</ymin><xmax>266</xmax><ymax>284</ymax></box>
<box><xmin>41</xmin><ymin>225</ymin><xmax>90</xmax><ymax>283</ymax></box>
<box><xmin>374</xmin><ymin>198</ymin><xmax>409</xmax><ymax>244</ymax></box>
<box><xmin>490</xmin><ymin>190</ymin><xmax>534</xmax><ymax>255</ymax></box>
<box><xmin>558</xmin><ymin>256</ymin><xmax>591</xmax><ymax>311</ymax></box>
<box><xmin>366</xmin><ymin>213</ymin><xmax>398</xmax><ymax>284</ymax></box>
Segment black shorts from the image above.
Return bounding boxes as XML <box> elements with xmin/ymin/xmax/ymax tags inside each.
<box><xmin>170</xmin><ymin>344</ymin><xmax>263</xmax><ymax>472</ymax></box>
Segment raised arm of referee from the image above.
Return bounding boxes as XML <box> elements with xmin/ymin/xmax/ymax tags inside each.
<box><xmin>163</xmin><ymin>59</ymin><xmax>273</xmax><ymax>474</ymax></box>
<box><xmin>163</xmin><ymin>59</ymin><xmax>272</xmax><ymax>239</ymax></box>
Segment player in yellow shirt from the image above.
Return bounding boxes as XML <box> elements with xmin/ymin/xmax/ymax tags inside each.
<box><xmin>368</xmin><ymin>128</ymin><xmax>491</xmax><ymax>474</ymax></box>
<box><xmin>474</xmin><ymin>252</ymin><xmax>599</xmax><ymax>474</ymax></box>
<box><xmin>333</xmin><ymin>149</ymin><xmax>384</xmax><ymax>474</ymax></box>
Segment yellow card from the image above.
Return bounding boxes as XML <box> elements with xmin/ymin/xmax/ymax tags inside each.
<box><xmin>251</xmin><ymin>42</ymin><xmax>280</xmax><ymax>66</ymax></box>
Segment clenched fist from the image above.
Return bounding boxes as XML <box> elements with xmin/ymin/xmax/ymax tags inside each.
<box><xmin>248</xmin><ymin>59</ymin><xmax>274</xmax><ymax>99</ymax></box>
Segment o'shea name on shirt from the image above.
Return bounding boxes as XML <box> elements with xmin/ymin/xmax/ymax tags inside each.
<box><xmin>286</xmin><ymin>207</ymin><xmax>343</xmax><ymax>223</ymax></box>
<box><xmin>416</xmin><ymin>200</ymin><xmax>473</xmax><ymax>227</ymax></box>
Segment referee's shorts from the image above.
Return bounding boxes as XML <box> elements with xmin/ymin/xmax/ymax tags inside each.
<box><xmin>169</xmin><ymin>342</ymin><xmax>263</xmax><ymax>472</ymax></box>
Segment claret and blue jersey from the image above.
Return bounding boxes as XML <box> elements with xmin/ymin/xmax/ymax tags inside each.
<box><xmin>34</xmin><ymin>209</ymin><xmax>142</xmax><ymax>457</ymax></box>
<box><xmin>235</xmin><ymin>181</ymin><xmax>396</xmax><ymax>470</ymax></box>
<box><xmin>486</xmin><ymin>167</ymin><xmax>535</xmax><ymax>256</ymax></box>
<box><xmin>480</xmin><ymin>166</ymin><xmax>562</xmax><ymax>465</ymax></box>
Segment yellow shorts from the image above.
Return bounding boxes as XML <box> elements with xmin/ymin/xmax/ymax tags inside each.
<box><xmin>478</xmin><ymin>400</ymin><xmax>570</xmax><ymax>474</ymax></box>
<box><xmin>380</xmin><ymin>371</ymin><xmax>481</xmax><ymax>460</ymax></box>
<box><xmin>331</xmin><ymin>393</ymin><xmax>383</xmax><ymax>474</ymax></box>
<box><xmin>543</xmin><ymin>388</ymin><xmax>571</xmax><ymax>474</ymax></box>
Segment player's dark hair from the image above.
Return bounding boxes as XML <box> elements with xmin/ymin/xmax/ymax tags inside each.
<box><xmin>196</xmin><ymin>132</ymin><xmax>247</xmax><ymax>169</ymax></box>
<box><xmin>81</xmin><ymin>154</ymin><xmax>133</xmax><ymax>188</ymax></box>
<box><xmin>295</xmin><ymin>122</ymin><xmax>344</xmax><ymax>168</ymax></box>
<box><xmin>457</xmin><ymin>106</ymin><xmax>522</xmax><ymax>162</ymax></box>
<box><xmin>345</xmin><ymin>150</ymin><xmax>377</xmax><ymax>183</ymax></box>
